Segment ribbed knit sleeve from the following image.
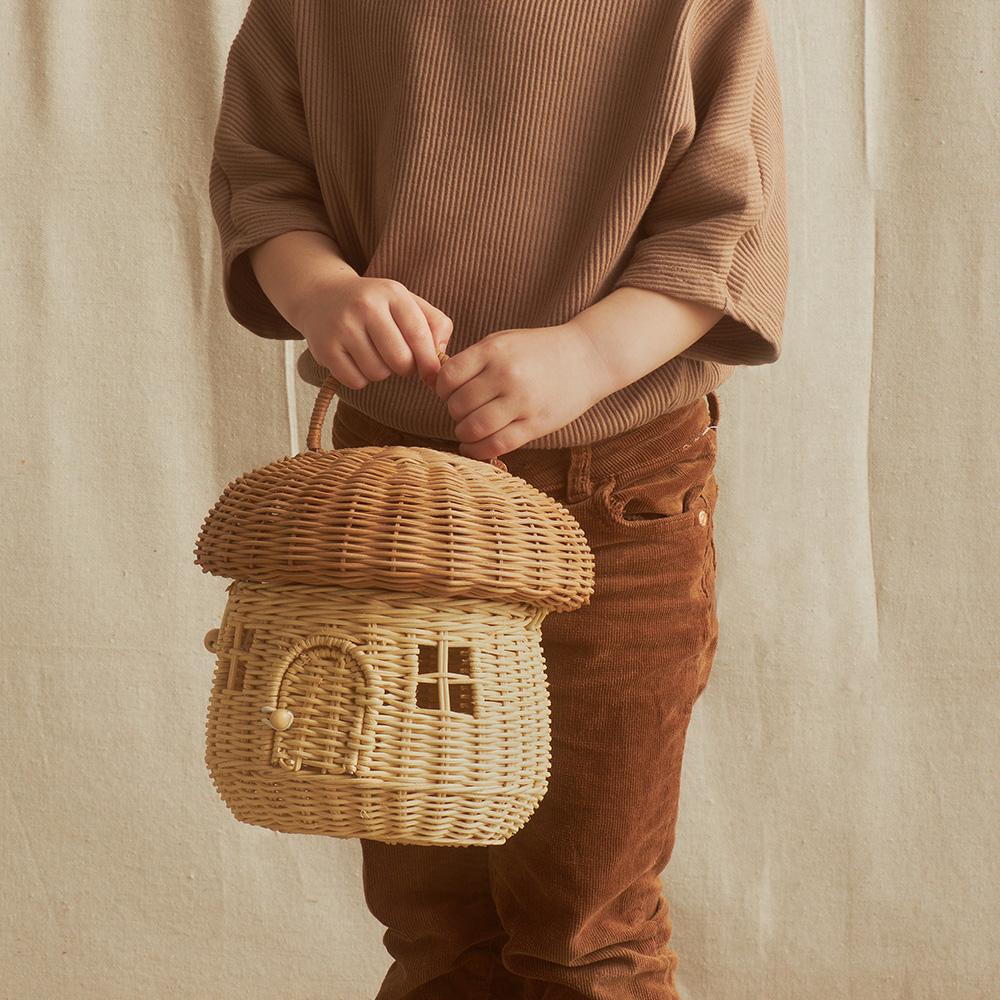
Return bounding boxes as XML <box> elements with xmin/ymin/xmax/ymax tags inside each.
<box><xmin>612</xmin><ymin>0</ymin><xmax>789</xmax><ymax>365</ymax></box>
<box><xmin>208</xmin><ymin>0</ymin><xmax>336</xmax><ymax>340</ymax></box>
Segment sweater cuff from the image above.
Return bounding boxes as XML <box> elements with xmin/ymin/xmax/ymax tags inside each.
<box><xmin>296</xmin><ymin>345</ymin><xmax>329</xmax><ymax>387</ymax></box>
<box><xmin>611</xmin><ymin>229</ymin><xmax>787</xmax><ymax>366</ymax></box>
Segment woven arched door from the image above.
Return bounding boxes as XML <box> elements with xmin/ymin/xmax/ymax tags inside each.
<box><xmin>269</xmin><ymin>634</ymin><xmax>377</xmax><ymax>776</ymax></box>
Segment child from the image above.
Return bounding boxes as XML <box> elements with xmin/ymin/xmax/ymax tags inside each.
<box><xmin>210</xmin><ymin>1</ymin><xmax>788</xmax><ymax>996</ymax></box>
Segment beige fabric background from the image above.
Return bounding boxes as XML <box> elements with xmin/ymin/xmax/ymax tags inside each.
<box><xmin>3</xmin><ymin>2</ymin><xmax>997</xmax><ymax>998</ymax></box>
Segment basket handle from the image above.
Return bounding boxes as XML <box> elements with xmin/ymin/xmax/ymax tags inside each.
<box><xmin>306</xmin><ymin>348</ymin><xmax>508</xmax><ymax>473</ymax></box>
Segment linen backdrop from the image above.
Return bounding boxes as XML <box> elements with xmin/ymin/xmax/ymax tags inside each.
<box><xmin>2</xmin><ymin>2</ymin><xmax>997</xmax><ymax>998</ymax></box>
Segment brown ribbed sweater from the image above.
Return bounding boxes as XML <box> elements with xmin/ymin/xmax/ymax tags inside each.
<box><xmin>210</xmin><ymin>0</ymin><xmax>789</xmax><ymax>448</ymax></box>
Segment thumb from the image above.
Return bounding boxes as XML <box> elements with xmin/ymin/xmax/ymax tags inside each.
<box><xmin>411</xmin><ymin>293</ymin><xmax>454</xmax><ymax>355</ymax></box>
<box><xmin>431</xmin><ymin>318</ymin><xmax>453</xmax><ymax>356</ymax></box>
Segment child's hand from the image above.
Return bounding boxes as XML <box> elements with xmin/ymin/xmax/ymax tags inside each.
<box><xmin>432</xmin><ymin>324</ymin><xmax>613</xmax><ymax>459</ymax></box>
<box><xmin>295</xmin><ymin>272</ymin><xmax>454</xmax><ymax>390</ymax></box>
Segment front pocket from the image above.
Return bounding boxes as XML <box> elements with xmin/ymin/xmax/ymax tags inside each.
<box><xmin>599</xmin><ymin>478</ymin><xmax>711</xmax><ymax>535</ymax></box>
<box><xmin>598</xmin><ymin>443</ymin><xmax>717</xmax><ymax>534</ymax></box>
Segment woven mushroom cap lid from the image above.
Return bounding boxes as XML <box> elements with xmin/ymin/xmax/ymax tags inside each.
<box><xmin>194</xmin><ymin>444</ymin><xmax>595</xmax><ymax>613</ymax></box>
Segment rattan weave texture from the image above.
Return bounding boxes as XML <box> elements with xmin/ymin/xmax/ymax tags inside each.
<box><xmin>193</xmin><ymin>364</ymin><xmax>595</xmax><ymax>846</ymax></box>
<box><xmin>194</xmin><ymin>444</ymin><xmax>594</xmax><ymax>612</ymax></box>
<box><xmin>194</xmin><ymin>363</ymin><xmax>594</xmax><ymax>612</ymax></box>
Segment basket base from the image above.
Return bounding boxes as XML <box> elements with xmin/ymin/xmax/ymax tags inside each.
<box><xmin>209</xmin><ymin>768</ymin><xmax>548</xmax><ymax>847</ymax></box>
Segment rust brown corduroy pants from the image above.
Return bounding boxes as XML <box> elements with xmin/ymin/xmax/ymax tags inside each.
<box><xmin>329</xmin><ymin>389</ymin><xmax>722</xmax><ymax>1000</ymax></box>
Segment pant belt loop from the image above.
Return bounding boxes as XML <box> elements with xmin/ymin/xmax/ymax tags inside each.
<box><xmin>565</xmin><ymin>443</ymin><xmax>594</xmax><ymax>504</ymax></box>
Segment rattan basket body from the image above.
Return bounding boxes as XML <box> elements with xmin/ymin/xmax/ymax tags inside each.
<box><xmin>194</xmin><ymin>374</ymin><xmax>595</xmax><ymax>847</ymax></box>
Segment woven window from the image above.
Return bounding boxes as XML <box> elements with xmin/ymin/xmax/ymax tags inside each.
<box><xmin>224</xmin><ymin>622</ymin><xmax>256</xmax><ymax>691</ymax></box>
<box><xmin>415</xmin><ymin>642</ymin><xmax>475</xmax><ymax>717</ymax></box>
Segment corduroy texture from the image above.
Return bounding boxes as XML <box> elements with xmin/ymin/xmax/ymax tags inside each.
<box><xmin>327</xmin><ymin>390</ymin><xmax>723</xmax><ymax>998</ymax></box>
<box><xmin>210</xmin><ymin>0</ymin><xmax>788</xmax><ymax>448</ymax></box>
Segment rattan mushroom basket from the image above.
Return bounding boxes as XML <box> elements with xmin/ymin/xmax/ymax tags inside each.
<box><xmin>193</xmin><ymin>366</ymin><xmax>595</xmax><ymax>847</ymax></box>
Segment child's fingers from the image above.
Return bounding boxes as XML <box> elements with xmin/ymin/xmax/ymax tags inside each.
<box><xmin>388</xmin><ymin>293</ymin><xmax>440</xmax><ymax>383</ymax></box>
<box><xmin>472</xmin><ymin>420</ymin><xmax>527</xmax><ymax>459</ymax></box>
<box><xmin>361</xmin><ymin>302</ymin><xmax>418</xmax><ymax>377</ymax></box>
<box><xmin>324</xmin><ymin>343</ymin><xmax>372</xmax><ymax>391</ymax></box>
<box><xmin>451</xmin><ymin>395</ymin><xmax>511</xmax><ymax>442</ymax></box>
<box><xmin>433</xmin><ymin>339</ymin><xmax>488</xmax><ymax>400</ymax></box>
<box><xmin>411</xmin><ymin>294</ymin><xmax>455</xmax><ymax>354</ymax></box>
<box><xmin>342</xmin><ymin>326</ymin><xmax>394</xmax><ymax>382</ymax></box>
<box><xmin>442</xmin><ymin>373</ymin><xmax>502</xmax><ymax>426</ymax></box>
